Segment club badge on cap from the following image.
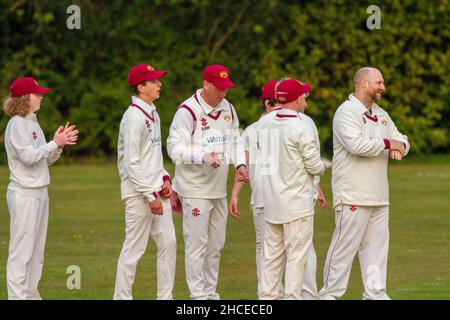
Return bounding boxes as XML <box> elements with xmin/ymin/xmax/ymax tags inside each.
<box><xmin>128</xmin><ymin>64</ymin><xmax>167</xmax><ymax>86</ymax></box>
<box><xmin>202</xmin><ymin>64</ymin><xmax>235</xmax><ymax>90</ymax></box>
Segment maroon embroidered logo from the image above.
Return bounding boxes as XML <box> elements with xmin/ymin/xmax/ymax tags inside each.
<box><xmin>32</xmin><ymin>131</ymin><xmax>37</xmax><ymax>140</ymax></box>
<box><xmin>201</xmin><ymin>118</ymin><xmax>210</xmax><ymax>131</ymax></box>
<box><xmin>350</xmin><ymin>205</ymin><xmax>357</xmax><ymax>212</ymax></box>
<box><xmin>192</xmin><ymin>208</ymin><xmax>200</xmax><ymax>217</ymax></box>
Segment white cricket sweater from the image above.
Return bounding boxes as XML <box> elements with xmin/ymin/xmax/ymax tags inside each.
<box><xmin>245</xmin><ymin>111</ymin><xmax>321</xmax><ymax>209</ymax></box>
<box><xmin>117</xmin><ymin>96</ymin><xmax>170</xmax><ymax>202</ymax></box>
<box><xmin>332</xmin><ymin>94</ymin><xmax>410</xmax><ymax>208</ymax></box>
<box><xmin>167</xmin><ymin>89</ymin><xmax>245</xmax><ymax>199</ymax></box>
<box><xmin>258</xmin><ymin>108</ymin><xmax>325</xmax><ymax>224</ymax></box>
<box><xmin>4</xmin><ymin>113</ymin><xmax>62</xmax><ymax>188</ymax></box>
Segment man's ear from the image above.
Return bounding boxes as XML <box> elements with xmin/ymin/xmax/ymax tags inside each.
<box><xmin>137</xmin><ymin>81</ymin><xmax>147</xmax><ymax>94</ymax></box>
<box><xmin>361</xmin><ymin>79</ymin><xmax>368</xmax><ymax>89</ymax></box>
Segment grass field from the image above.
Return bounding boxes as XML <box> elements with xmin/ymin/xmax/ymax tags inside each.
<box><xmin>0</xmin><ymin>158</ymin><xmax>449</xmax><ymax>300</ymax></box>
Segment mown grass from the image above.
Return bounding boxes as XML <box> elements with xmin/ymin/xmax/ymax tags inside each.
<box><xmin>0</xmin><ymin>157</ymin><xmax>449</xmax><ymax>300</ymax></box>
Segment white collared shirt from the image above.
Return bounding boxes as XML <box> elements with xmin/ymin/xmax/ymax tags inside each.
<box><xmin>117</xmin><ymin>96</ymin><xmax>169</xmax><ymax>201</ymax></box>
<box><xmin>258</xmin><ymin>108</ymin><xmax>325</xmax><ymax>224</ymax></box>
<box><xmin>332</xmin><ymin>94</ymin><xmax>410</xmax><ymax>208</ymax></box>
<box><xmin>167</xmin><ymin>89</ymin><xmax>245</xmax><ymax>199</ymax></box>
<box><xmin>5</xmin><ymin>113</ymin><xmax>62</xmax><ymax>188</ymax></box>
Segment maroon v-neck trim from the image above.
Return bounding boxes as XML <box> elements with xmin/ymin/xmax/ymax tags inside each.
<box><xmin>194</xmin><ymin>93</ymin><xmax>222</xmax><ymax>121</ymax></box>
<box><xmin>131</xmin><ymin>104</ymin><xmax>155</xmax><ymax>123</ymax></box>
<box><xmin>364</xmin><ymin>112</ymin><xmax>378</xmax><ymax>123</ymax></box>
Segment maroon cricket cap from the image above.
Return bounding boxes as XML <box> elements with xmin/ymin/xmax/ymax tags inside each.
<box><xmin>128</xmin><ymin>64</ymin><xmax>167</xmax><ymax>86</ymax></box>
<box><xmin>275</xmin><ymin>78</ymin><xmax>311</xmax><ymax>104</ymax></box>
<box><xmin>202</xmin><ymin>64</ymin><xmax>235</xmax><ymax>90</ymax></box>
<box><xmin>258</xmin><ymin>80</ymin><xmax>278</xmax><ymax>100</ymax></box>
<box><xmin>8</xmin><ymin>77</ymin><xmax>51</xmax><ymax>97</ymax></box>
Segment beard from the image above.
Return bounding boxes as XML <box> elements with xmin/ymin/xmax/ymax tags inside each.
<box><xmin>368</xmin><ymin>87</ymin><xmax>383</xmax><ymax>101</ymax></box>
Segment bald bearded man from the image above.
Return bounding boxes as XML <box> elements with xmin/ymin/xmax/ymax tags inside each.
<box><xmin>319</xmin><ymin>67</ymin><xmax>410</xmax><ymax>300</ymax></box>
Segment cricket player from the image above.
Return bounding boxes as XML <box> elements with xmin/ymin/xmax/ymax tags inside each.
<box><xmin>167</xmin><ymin>64</ymin><xmax>248</xmax><ymax>300</ymax></box>
<box><xmin>3</xmin><ymin>77</ymin><xmax>78</xmax><ymax>299</ymax></box>
<box><xmin>229</xmin><ymin>80</ymin><xmax>281</xmax><ymax>297</ymax></box>
<box><xmin>230</xmin><ymin>79</ymin><xmax>328</xmax><ymax>299</ymax></box>
<box><xmin>319</xmin><ymin>67</ymin><xmax>410</xmax><ymax>300</ymax></box>
<box><xmin>114</xmin><ymin>64</ymin><xmax>176</xmax><ymax>300</ymax></box>
<box><xmin>258</xmin><ymin>78</ymin><xmax>326</xmax><ymax>300</ymax></box>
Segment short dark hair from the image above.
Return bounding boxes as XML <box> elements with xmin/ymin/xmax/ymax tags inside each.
<box><xmin>131</xmin><ymin>81</ymin><xmax>148</xmax><ymax>95</ymax></box>
<box><xmin>260</xmin><ymin>98</ymin><xmax>277</xmax><ymax>112</ymax></box>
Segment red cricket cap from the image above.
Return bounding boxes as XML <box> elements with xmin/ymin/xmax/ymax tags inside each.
<box><xmin>275</xmin><ymin>78</ymin><xmax>311</xmax><ymax>104</ymax></box>
<box><xmin>128</xmin><ymin>64</ymin><xmax>167</xmax><ymax>86</ymax></box>
<box><xmin>258</xmin><ymin>80</ymin><xmax>277</xmax><ymax>100</ymax></box>
<box><xmin>8</xmin><ymin>77</ymin><xmax>51</xmax><ymax>97</ymax></box>
<box><xmin>202</xmin><ymin>64</ymin><xmax>235</xmax><ymax>90</ymax></box>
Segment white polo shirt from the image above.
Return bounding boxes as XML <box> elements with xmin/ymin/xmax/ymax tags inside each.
<box><xmin>332</xmin><ymin>94</ymin><xmax>410</xmax><ymax>208</ymax></box>
<box><xmin>258</xmin><ymin>108</ymin><xmax>326</xmax><ymax>224</ymax></box>
<box><xmin>167</xmin><ymin>89</ymin><xmax>245</xmax><ymax>199</ymax></box>
<box><xmin>4</xmin><ymin>113</ymin><xmax>62</xmax><ymax>188</ymax></box>
<box><xmin>117</xmin><ymin>96</ymin><xmax>170</xmax><ymax>202</ymax></box>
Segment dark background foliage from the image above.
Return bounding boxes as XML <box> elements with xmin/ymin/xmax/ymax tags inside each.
<box><xmin>0</xmin><ymin>0</ymin><xmax>448</xmax><ymax>162</ymax></box>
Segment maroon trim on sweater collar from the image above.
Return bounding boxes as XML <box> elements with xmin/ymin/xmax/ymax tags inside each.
<box><xmin>131</xmin><ymin>104</ymin><xmax>155</xmax><ymax>123</ymax></box>
<box><xmin>364</xmin><ymin>111</ymin><xmax>378</xmax><ymax>123</ymax></box>
<box><xmin>276</xmin><ymin>114</ymin><xmax>297</xmax><ymax>118</ymax></box>
<box><xmin>194</xmin><ymin>93</ymin><xmax>222</xmax><ymax>121</ymax></box>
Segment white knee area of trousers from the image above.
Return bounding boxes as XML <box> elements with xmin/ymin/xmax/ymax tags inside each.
<box><xmin>320</xmin><ymin>205</ymin><xmax>389</xmax><ymax>300</ymax></box>
<box><xmin>260</xmin><ymin>216</ymin><xmax>313</xmax><ymax>300</ymax></box>
<box><xmin>114</xmin><ymin>196</ymin><xmax>176</xmax><ymax>300</ymax></box>
<box><xmin>6</xmin><ymin>185</ymin><xmax>48</xmax><ymax>300</ymax></box>
<box><xmin>301</xmin><ymin>244</ymin><xmax>319</xmax><ymax>300</ymax></box>
<box><xmin>182</xmin><ymin>197</ymin><xmax>227</xmax><ymax>300</ymax></box>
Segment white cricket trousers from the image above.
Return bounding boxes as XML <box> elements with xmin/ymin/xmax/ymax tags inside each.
<box><xmin>114</xmin><ymin>196</ymin><xmax>176</xmax><ymax>300</ymax></box>
<box><xmin>252</xmin><ymin>207</ymin><xmax>319</xmax><ymax>299</ymax></box>
<box><xmin>251</xmin><ymin>206</ymin><xmax>266</xmax><ymax>296</ymax></box>
<box><xmin>181</xmin><ymin>197</ymin><xmax>228</xmax><ymax>300</ymax></box>
<box><xmin>260</xmin><ymin>215</ymin><xmax>314</xmax><ymax>300</ymax></box>
<box><xmin>6</xmin><ymin>183</ymin><xmax>49</xmax><ymax>300</ymax></box>
<box><xmin>319</xmin><ymin>205</ymin><xmax>390</xmax><ymax>300</ymax></box>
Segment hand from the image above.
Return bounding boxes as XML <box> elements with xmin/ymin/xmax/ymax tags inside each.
<box><xmin>53</xmin><ymin>123</ymin><xmax>79</xmax><ymax>148</ymax></box>
<box><xmin>322</xmin><ymin>158</ymin><xmax>332</xmax><ymax>169</ymax></box>
<box><xmin>389</xmin><ymin>139</ymin><xmax>406</xmax><ymax>155</ymax></box>
<box><xmin>170</xmin><ymin>191</ymin><xmax>183</xmax><ymax>215</ymax></box>
<box><xmin>229</xmin><ymin>196</ymin><xmax>240</xmax><ymax>220</ymax></box>
<box><xmin>62</xmin><ymin>122</ymin><xmax>78</xmax><ymax>134</ymax></box>
<box><xmin>390</xmin><ymin>150</ymin><xmax>403</xmax><ymax>161</ymax></box>
<box><xmin>236</xmin><ymin>165</ymin><xmax>249</xmax><ymax>182</ymax></box>
<box><xmin>202</xmin><ymin>152</ymin><xmax>222</xmax><ymax>168</ymax></box>
<box><xmin>149</xmin><ymin>198</ymin><xmax>163</xmax><ymax>215</ymax></box>
<box><xmin>317</xmin><ymin>186</ymin><xmax>327</xmax><ymax>209</ymax></box>
<box><xmin>160</xmin><ymin>180</ymin><xmax>173</xmax><ymax>198</ymax></box>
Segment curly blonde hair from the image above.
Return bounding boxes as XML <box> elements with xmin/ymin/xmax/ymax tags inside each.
<box><xmin>3</xmin><ymin>94</ymin><xmax>31</xmax><ymax>117</ymax></box>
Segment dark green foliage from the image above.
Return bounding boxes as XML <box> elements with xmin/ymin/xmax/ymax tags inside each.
<box><xmin>0</xmin><ymin>0</ymin><xmax>448</xmax><ymax>162</ymax></box>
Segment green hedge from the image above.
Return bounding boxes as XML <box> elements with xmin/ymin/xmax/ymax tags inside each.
<box><xmin>1</xmin><ymin>0</ymin><xmax>448</xmax><ymax>163</ymax></box>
